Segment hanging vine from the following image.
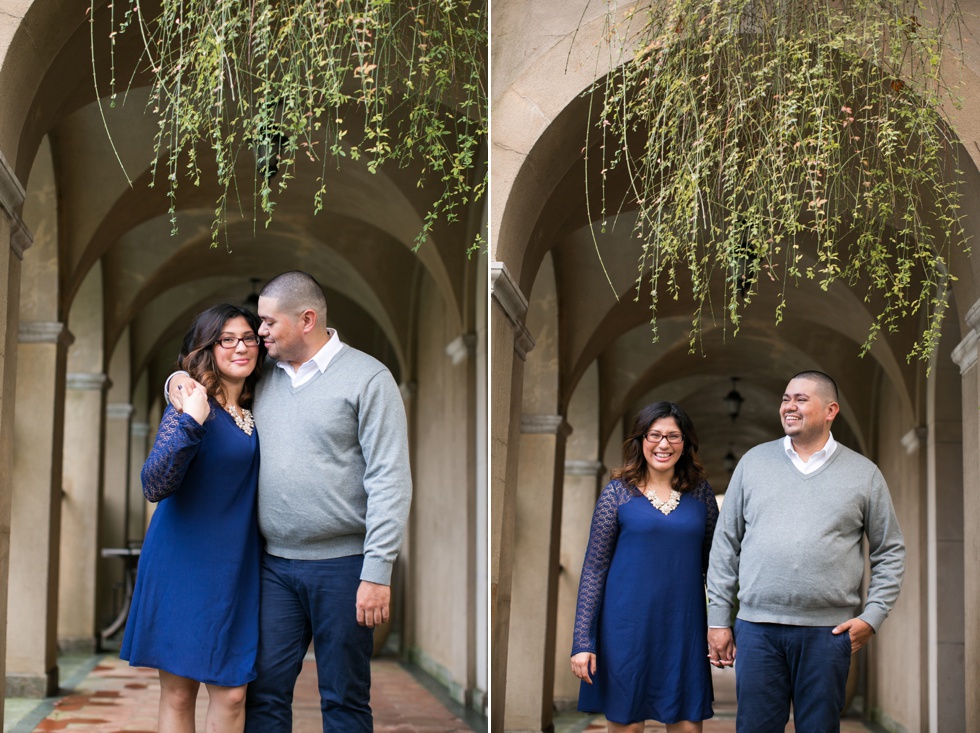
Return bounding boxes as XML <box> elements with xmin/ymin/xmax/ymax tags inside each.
<box><xmin>91</xmin><ymin>0</ymin><xmax>487</xmax><ymax>253</ymax></box>
<box><xmin>590</xmin><ymin>0</ymin><xmax>967</xmax><ymax>360</ymax></box>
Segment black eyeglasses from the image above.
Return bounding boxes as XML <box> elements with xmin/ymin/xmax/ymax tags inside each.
<box><xmin>644</xmin><ymin>431</ymin><xmax>684</xmax><ymax>444</ymax></box>
<box><xmin>215</xmin><ymin>334</ymin><xmax>260</xmax><ymax>349</ymax></box>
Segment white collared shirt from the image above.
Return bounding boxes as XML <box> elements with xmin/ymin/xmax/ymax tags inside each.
<box><xmin>276</xmin><ymin>328</ymin><xmax>343</xmax><ymax>388</ymax></box>
<box><xmin>784</xmin><ymin>432</ymin><xmax>838</xmax><ymax>474</ymax></box>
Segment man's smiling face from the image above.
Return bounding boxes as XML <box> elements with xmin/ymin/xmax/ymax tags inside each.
<box><xmin>780</xmin><ymin>377</ymin><xmax>835</xmax><ymax>444</ymax></box>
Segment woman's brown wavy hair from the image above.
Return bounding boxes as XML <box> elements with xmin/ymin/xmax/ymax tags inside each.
<box><xmin>176</xmin><ymin>304</ymin><xmax>266</xmax><ymax>409</ymax></box>
<box><xmin>611</xmin><ymin>401</ymin><xmax>707</xmax><ymax>493</ymax></box>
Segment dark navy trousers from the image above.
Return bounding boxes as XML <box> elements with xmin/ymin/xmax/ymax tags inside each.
<box><xmin>244</xmin><ymin>553</ymin><xmax>374</xmax><ymax>733</ymax></box>
<box><xmin>734</xmin><ymin>619</ymin><xmax>853</xmax><ymax>733</ymax></box>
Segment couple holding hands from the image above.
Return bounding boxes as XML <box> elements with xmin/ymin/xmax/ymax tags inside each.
<box><xmin>571</xmin><ymin>372</ymin><xmax>906</xmax><ymax>733</ymax></box>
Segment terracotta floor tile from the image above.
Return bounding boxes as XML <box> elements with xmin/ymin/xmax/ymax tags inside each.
<box><xmin>12</xmin><ymin>655</ymin><xmax>483</xmax><ymax>732</ymax></box>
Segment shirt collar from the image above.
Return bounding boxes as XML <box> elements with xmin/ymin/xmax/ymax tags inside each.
<box><xmin>783</xmin><ymin>432</ymin><xmax>838</xmax><ymax>463</ymax></box>
<box><xmin>275</xmin><ymin>328</ymin><xmax>343</xmax><ymax>375</ymax></box>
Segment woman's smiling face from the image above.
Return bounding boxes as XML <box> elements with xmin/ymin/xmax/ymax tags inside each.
<box><xmin>212</xmin><ymin>316</ymin><xmax>260</xmax><ymax>383</ymax></box>
<box><xmin>642</xmin><ymin>416</ymin><xmax>684</xmax><ymax>476</ymax></box>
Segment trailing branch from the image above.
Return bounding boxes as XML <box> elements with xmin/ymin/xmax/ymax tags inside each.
<box><xmin>591</xmin><ymin>0</ymin><xmax>968</xmax><ymax>361</ymax></box>
<box><xmin>92</xmin><ymin>0</ymin><xmax>487</xmax><ymax>253</ymax></box>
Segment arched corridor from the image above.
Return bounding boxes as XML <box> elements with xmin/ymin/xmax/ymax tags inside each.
<box><xmin>0</xmin><ymin>0</ymin><xmax>488</xmax><ymax>726</ymax></box>
<box><xmin>491</xmin><ymin>1</ymin><xmax>980</xmax><ymax>732</ymax></box>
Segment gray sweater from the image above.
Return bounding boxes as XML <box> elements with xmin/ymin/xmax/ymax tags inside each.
<box><xmin>252</xmin><ymin>345</ymin><xmax>412</xmax><ymax>585</ymax></box>
<box><xmin>706</xmin><ymin>439</ymin><xmax>905</xmax><ymax>631</ymax></box>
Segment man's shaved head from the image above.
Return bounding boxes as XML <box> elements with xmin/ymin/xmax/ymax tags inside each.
<box><xmin>789</xmin><ymin>370</ymin><xmax>839</xmax><ymax>404</ymax></box>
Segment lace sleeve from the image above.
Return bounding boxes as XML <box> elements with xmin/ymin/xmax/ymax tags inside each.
<box><xmin>571</xmin><ymin>481</ymin><xmax>633</xmax><ymax>655</ymax></box>
<box><xmin>140</xmin><ymin>406</ymin><xmax>207</xmax><ymax>502</ymax></box>
<box><xmin>692</xmin><ymin>480</ymin><xmax>720</xmax><ymax>581</ymax></box>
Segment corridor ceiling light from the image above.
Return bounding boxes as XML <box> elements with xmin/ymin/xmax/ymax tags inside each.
<box><xmin>724</xmin><ymin>446</ymin><xmax>738</xmax><ymax>475</ymax></box>
<box><xmin>725</xmin><ymin>377</ymin><xmax>744</xmax><ymax>422</ymax></box>
<box><xmin>243</xmin><ymin>278</ymin><xmax>262</xmax><ymax>312</ymax></box>
<box><xmin>255</xmin><ymin>132</ymin><xmax>288</xmax><ymax>180</ymax></box>
<box><xmin>730</xmin><ymin>221</ymin><xmax>760</xmax><ymax>298</ymax></box>
<box><xmin>254</xmin><ymin>100</ymin><xmax>288</xmax><ymax>180</ymax></box>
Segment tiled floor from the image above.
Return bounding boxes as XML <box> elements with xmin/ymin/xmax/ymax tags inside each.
<box><xmin>553</xmin><ymin>714</ymin><xmax>877</xmax><ymax>732</ymax></box>
<box><xmin>4</xmin><ymin>654</ymin><xmax>485</xmax><ymax>732</ymax></box>
<box><xmin>3</xmin><ymin>657</ymin><xmax>881</xmax><ymax>733</ymax></box>
<box><xmin>553</xmin><ymin>667</ymin><xmax>879</xmax><ymax>733</ymax></box>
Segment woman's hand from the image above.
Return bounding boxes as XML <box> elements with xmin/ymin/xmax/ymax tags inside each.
<box><xmin>707</xmin><ymin>627</ymin><xmax>736</xmax><ymax>668</ymax></box>
<box><xmin>169</xmin><ymin>373</ymin><xmax>204</xmax><ymax>411</ymax></box>
<box><xmin>570</xmin><ymin>652</ymin><xmax>596</xmax><ymax>684</ymax></box>
<box><xmin>182</xmin><ymin>382</ymin><xmax>211</xmax><ymax>426</ymax></box>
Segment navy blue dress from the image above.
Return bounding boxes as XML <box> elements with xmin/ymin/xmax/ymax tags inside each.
<box><xmin>120</xmin><ymin>403</ymin><xmax>261</xmax><ymax>686</ymax></box>
<box><xmin>573</xmin><ymin>479</ymin><xmax>718</xmax><ymax>725</ymax></box>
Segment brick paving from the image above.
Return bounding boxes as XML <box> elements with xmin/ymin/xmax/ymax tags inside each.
<box><xmin>7</xmin><ymin>655</ymin><xmax>481</xmax><ymax>732</ymax></box>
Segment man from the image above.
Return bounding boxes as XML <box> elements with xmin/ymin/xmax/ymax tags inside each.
<box><xmin>705</xmin><ymin>370</ymin><xmax>905</xmax><ymax>733</ymax></box>
<box><xmin>170</xmin><ymin>271</ymin><xmax>412</xmax><ymax>732</ymax></box>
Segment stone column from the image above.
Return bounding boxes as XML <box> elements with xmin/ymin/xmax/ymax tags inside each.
<box><xmin>474</xmin><ymin>250</ymin><xmax>489</xmax><ymax>714</ymax></box>
<box><xmin>951</xmin><ymin>304</ymin><xmax>979</xmax><ymax>729</ymax></box>
<box><xmin>552</xmin><ymin>361</ymin><xmax>602</xmax><ymax>710</ymax></box>
<box><xmin>504</xmin><ymin>414</ymin><xmax>570</xmax><ymax>733</ymax></box>
<box><xmin>58</xmin><ymin>372</ymin><xmax>109</xmax><ymax>650</ymax></box>
<box><xmin>553</xmin><ymin>459</ymin><xmax>603</xmax><ymax>709</ymax></box>
<box><xmin>127</xmin><ymin>371</ymin><xmax>151</xmax><ymax>540</ymax></box>
<box><xmin>446</xmin><ymin>332</ymin><xmax>481</xmax><ymax>709</ymax></box>
<box><xmin>6</xmin><ymin>322</ymin><xmax>72</xmax><ymax>696</ymax></box>
<box><xmin>490</xmin><ymin>262</ymin><xmax>534</xmax><ymax>732</ymax></box>
<box><xmin>0</xmin><ymin>147</ymin><xmax>33</xmax><ymax>719</ymax></box>
<box><xmin>899</xmin><ymin>425</ymin><xmax>930</xmax><ymax>732</ymax></box>
<box><xmin>128</xmin><ymin>420</ymin><xmax>150</xmax><ymax>541</ymax></box>
<box><xmin>99</xmin><ymin>402</ymin><xmax>133</xmax><ymax>635</ymax></box>
<box><xmin>398</xmin><ymin>379</ymin><xmax>417</xmax><ymax>663</ymax></box>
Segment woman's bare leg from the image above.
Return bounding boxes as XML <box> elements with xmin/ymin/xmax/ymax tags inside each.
<box><xmin>158</xmin><ymin>671</ymin><xmax>200</xmax><ymax>733</ymax></box>
<box><xmin>607</xmin><ymin>721</ymin><xmax>645</xmax><ymax>733</ymax></box>
<box><xmin>204</xmin><ymin>683</ymin><xmax>247</xmax><ymax>733</ymax></box>
<box><xmin>606</xmin><ymin>719</ymin><xmax>702</xmax><ymax>733</ymax></box>
<box><xmin>666</xmin><ymin>721</ymin><xmax>703</xmax><ymax>733</ymax></box>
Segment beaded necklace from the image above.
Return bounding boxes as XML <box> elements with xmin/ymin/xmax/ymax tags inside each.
<box><xmin>643</xmin><ymin>487</ymin><xmax>681</xmax><ymax>516</ymax></box>
<box><xmin>225</xmin><ymin>405</ymin><xmax>255</xmax><ymax>436</ymax></box>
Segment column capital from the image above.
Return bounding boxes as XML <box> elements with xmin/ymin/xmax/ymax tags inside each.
<box><xmin>0</xmin><ymin>148</ymin><xmax>33</xmax><ymax>259</ymax></box>
<box><xmin>130</xmin><ymin>422</ymin><xmax>151</xmax><ymax>437</ymax></box>
<box><xmin>106</xmin><ymin>403</ymin><xmax>134</xmax><ymax>419</ymax></box>
<box><xmin>901</xmin><ymin>426</ymin><xmax>928</xmax><ymax>455</ymax></box>
<box><xmin>399</xmin><ymin>380</ymin><xmax>418</xmax><ymax>401</ymax></box>
<box><xmin>965</xmin><ymin>297</ymin><xmax>980</xmax><ymax>332</ymax></box>
<box><xmin>18</xmin><ymin>321</ymin><xmax>75</xmax><ymax>347</ymax></box>
<box><xmin>66</xmin><ymin>372</ymin><xmax>111</xmax><ymax>391</ymax></box>
<box><xmin>9</xmin><ymin>215</ymin><xmax>32</xmax><ymax>259</ymax></box>
<box><xmin>491</xmin><ymin>261</ymin><xmax>535</xmax><ymax>360</ymax></box>
<box><xmin>949</xmin><ymin>294</ymin><xmax>980</xmax><ymax>374</ymax></box>
<box><xmin>564</xmin><ymin>460</ymin><xmax>605</xmax><ymax>476</ymax></box>
<box><xmin>952</xmin><ymin>329</ymin><xmax>977</xmax><ymax>374</ymax></box>
<box><xmin>520</xmin><ymin>413</ymin><xmax>572</xmax><ymax>438</ymax></box>
<box><xmin>445</xmin><ymin>333</ymin><xmax>477</xmax><ymax>366</ymax></box>
<box><xmin>491</xmin><ymin>260</ymin><xmax>528</xmax><ymax>316</ymax></box>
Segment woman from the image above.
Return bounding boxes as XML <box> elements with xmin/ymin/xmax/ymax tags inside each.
<box><xmin>571</xmin><ymin>401</ymin><xmax>719</xmax><ymax>733</ymax></box>
<box><xmin>120</xmin><ymin>303</ymin><xmax>265</xmax><ymax>733</ymax></box>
